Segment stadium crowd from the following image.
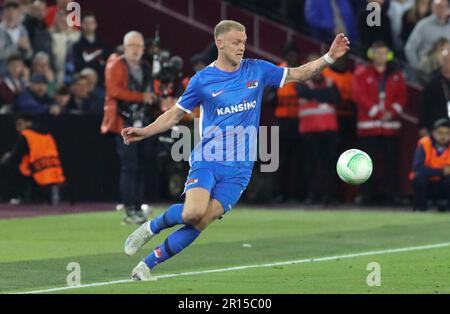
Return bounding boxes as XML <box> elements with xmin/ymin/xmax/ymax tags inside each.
<box><xmin>0</xmin><ymin>0</ymin><xmax>449</xmax><ymax>211</ymax></box>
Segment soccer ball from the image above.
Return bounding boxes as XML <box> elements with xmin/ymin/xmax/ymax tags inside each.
<box><xmin>336</xmin><ymin>149</ymin><xmax>373</xmax><ymax>185</ymax></box>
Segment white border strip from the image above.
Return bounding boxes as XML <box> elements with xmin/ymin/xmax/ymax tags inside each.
<box><xmin>8</xmin><ymin>241</ymin><xmax>450</xmax><ymax>294</ymax></box>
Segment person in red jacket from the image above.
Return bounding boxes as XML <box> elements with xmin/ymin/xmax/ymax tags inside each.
<box><xmin>298</xmin><ymin>54</ymin><xmax>341</xmax><ymax>204</ymax></box>
<box><xmin>352</xmin><ymin>41</ymin><xmax>407</xmax><ymax>205</ymax></box>
<box><xmin>100</xmin><ymin>31</ymin><xmax>157</xmax><ymax>224</ymax></box>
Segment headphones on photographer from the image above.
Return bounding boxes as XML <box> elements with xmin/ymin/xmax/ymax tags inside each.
<box><xmin>367</xmin><ymin>44</ymin><xmax>394</xmax><ymax>62</ymax></box>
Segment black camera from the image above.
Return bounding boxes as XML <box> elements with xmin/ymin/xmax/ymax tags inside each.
<box><xmin>153</xmin><ymin>51</ymin><xmax>184</xmax><ymax>98</ymax></box>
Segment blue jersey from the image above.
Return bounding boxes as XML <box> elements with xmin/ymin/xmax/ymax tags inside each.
<box><xmin>176</xmin><ymin>59</ymin><xmax>287</xmax><ymax>169</ymax></box>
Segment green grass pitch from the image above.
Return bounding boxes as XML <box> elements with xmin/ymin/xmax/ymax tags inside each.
<box><xmin>1</xmin><ymin>208</ymin><xmax>450</xmax><ymax>294</ymax></box>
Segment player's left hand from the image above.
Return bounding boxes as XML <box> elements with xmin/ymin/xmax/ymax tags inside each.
<box><xmin>328</xmin><ymin>33</ymin><xmax>350</xmax><ymax>61</ymax></box>
<box><xmin>121</xmin><ymin>127</ymin><xmax>148</xmax><ymax>145</ymax></box>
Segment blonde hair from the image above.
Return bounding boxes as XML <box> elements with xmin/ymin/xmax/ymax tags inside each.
<box><xmin>214</xmin><ymin>20</ymin><xmax>246</xmax><ymax>39</ymax></box>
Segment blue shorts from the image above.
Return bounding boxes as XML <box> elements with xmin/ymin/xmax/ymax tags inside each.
<box><xmin>183</xmin><ymin>162</ymin><xmax>252</xmax><ymax>213</ymax></box>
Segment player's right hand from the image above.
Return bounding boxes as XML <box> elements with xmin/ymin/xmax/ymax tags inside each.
<box><xmin>121</xmin><ymin>127</ymin><xmax>148</xmax><ymax>145</ymax></box>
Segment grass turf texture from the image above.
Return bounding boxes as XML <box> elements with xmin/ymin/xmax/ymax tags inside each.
<box><xmin>1</xmin><ymin>208</ymin><xmax>450</xmax><ymax>293</ymax></box>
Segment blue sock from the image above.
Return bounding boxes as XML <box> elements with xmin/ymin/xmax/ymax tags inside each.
<box><xmin>149</xmin><ymin>203</ymin><xmax>184</xmax><ymax>234</ymax></box>
<box><xmin>144</xmin><ymin>225</ymin><xmax>201</xmax><ymax>269</ymax></box>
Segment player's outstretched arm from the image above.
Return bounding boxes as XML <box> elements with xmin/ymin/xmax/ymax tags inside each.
<box><xmin>121</xmin><ymin>105</ymin><xmax>185</xmax><ymax>145</ymax></box>
<box><xmin>284</xmin><ymin>33</ymin><xmax>350</xmax><ymax>84</ymax></box>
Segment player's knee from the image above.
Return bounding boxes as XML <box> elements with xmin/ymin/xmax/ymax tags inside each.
<box><xmin>193</xmin><ymin>212</ymin><xmax>219</xmax><ymax>231</ymax></box>
<box><xmin>182</xmin><ymin>207</ymin><xmax>204</xmax><ymax>225</ymax></box>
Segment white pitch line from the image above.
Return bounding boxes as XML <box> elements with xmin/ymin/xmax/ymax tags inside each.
<box><xmin>9</xmin><ymin>241</ymin><xmax>450</xmax><ymax>294</ymax></box>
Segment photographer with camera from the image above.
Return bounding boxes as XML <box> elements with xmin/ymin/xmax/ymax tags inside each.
<box><xmin>101</xmin><ymin>31</ymin><xmax>157</xmax><ymax>224</ymax></box>
<box><xmin>153</xmin><ymin>53</ymin><xmax>185</xmax><ymax>112</ymax></box>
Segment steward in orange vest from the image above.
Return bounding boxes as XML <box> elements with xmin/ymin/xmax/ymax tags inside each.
<box><xmin>411</xmin><ymin>119</ymin><xmax>450</xmax><ymax>212</ymax></box>
<box><xmin>275</xmin><ymin>61</ymin><xmax>299</xmax><ymax>119</ymax></box>
<box><xmin>0</xmin><ymin>115</ymin><xmax>65</xmax><ymax>203</ymax></box>
<box><xmin>19</xmin><ymin>129</ymin><xmax>65</xmax><ymax>186</ymax></box>
<box><xmin>274</xmin><ymin>41</ymin><xmax>302</xmax><ymax>202</ymax></box>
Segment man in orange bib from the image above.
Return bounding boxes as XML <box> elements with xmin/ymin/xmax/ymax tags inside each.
<box><xmin>410</xmin><ymin>118</ymin><xmax>450</xmax><ymax>212</ymax></box>
<box><xmin>0</xmin><ymin>114</ymin><xmax>65</xmax><ymax>203</ymax></box>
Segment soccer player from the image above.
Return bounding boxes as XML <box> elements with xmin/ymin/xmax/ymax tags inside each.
<box><xmin>122</xmin><ymin>20</ymin><xmax>350</xmax><ymax>280</ymax></box>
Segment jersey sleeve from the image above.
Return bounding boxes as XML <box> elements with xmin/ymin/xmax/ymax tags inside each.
<box><xmin>176</xmin><ymin>75</ymin><xmax>202</xmax><ymax>114</ymax></box>
<box><xmin>257</xmin><ymin>59</ymin><xmax>287</xmax><ymax>88</ymax></box>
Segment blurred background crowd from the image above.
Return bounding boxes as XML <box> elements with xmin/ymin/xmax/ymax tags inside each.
<box><xmin>0</xmin><ymin>0</ymin><xmax>449</xmax><ymax>213</ymax></box>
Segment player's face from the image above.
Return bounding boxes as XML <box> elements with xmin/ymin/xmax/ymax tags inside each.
<box><xmin>219</xmin><ymin>30</ymin><xmax>247</xmax><ymax>66</ymax></box>
<box><xmin>433</xmin><ymin>127</ymin><xmax>450</xmax><ymax>146</ymax></box>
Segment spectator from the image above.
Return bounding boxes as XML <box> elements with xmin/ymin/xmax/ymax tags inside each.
<box><xmin>177</xmin><ymin>53</ymin><xmax>205</xmax><ymax>120</ymax></box>
<box><xmin>0</xmin><ymin>55</ymin><xmax>29</xmax><ymax>110</ymax></box>
<box><xmin>17</xmin><ymin>0</ymin><xmax>32</xmax><ymax>20</ymax></box>
<box><xmin>419</xmin><ymin>37</ymin><xmax>450</xmax><ymax>77</ymax></box>
<box><xmin>304</xmin><ymin>0</ymin><xmax>359</xmax><ymax>43</ymax></box>
<box><xmin>23</xmin><ymin>0</ymin><xmax>54</xmax><ymax>63</ymax></box>
<box><xmin>50</xmin><ymin>84</ymin><xmax>70</xmax><ymax>115</ymax></box>
<box><xmin>31</xmin><ymin>52</ymin><xmax>57</xmax><ymax>96</ymax></box>
<box><xmin>100</xmin><ymin>31</ymin><xmax>156</xmax><ymax>224</ymax></box>
<box><xmin>45</xmin><ymin>0</ymin><xmax>71</xmax><ymax>27</ymax></box>
<box><xmin>188</xmin><ymin>53</ymin><xmax>208</xmax><ymax>75</ymax></box>
<box><xmin>388</xmin><ymin>0</ymin><xmax>414</xmax><ymax>53</ymax></box>
<box><xmin>358</xmin><ymin>0</ymin><xmax>393</xmax><ymax>53</ymax></box>
<box><xmin>410</xmin><ymin>118</ymin><xmax>450</xmax><ymax>212</ymax></box>
<box><xmin>297</xmin><ymin>54</ymin><xmax>341</xmax><ymax>205</ymax></box>
<box><xmin>323</xmin><ymin>54</ymin><xmax>355</xmax><ymax>115</ymax></box>
<box><xmin>322</xmin><ymin>54</ymin><xmax>357</xmax><ymax>147</ymax></box>
<box><xmin>404</xmin><ymin>0</ymin><xmax>450</xmax><ymax>69</ymax></box>
<box><xmin>80</xmin><ymin>67</ymin><xmax>105</xmax><ymax>112</ymax></box>
<box><xmin>400</xmin><ymin>0</ymin><xmax>431</xmax><ymax>44</ymax></box>
<box><xmin>0</xmin><ymin>0</ymin><xmax>33</xmax><ymax>75</ymax></box>
<box><xmin>153</xmin><ymin>54</ymin><xmax>185</xmax><ymax>112</ymax></box>
<box><xmin>65</xmin><ymin>74</ymin><xmax>99</xmax><ymax>115</ymax></box>
<box><xmin>50</xmin><ymin>11</ymin><xmax>81</xmax><ymax>86</ymax></box>
<box><xmin>352</xmin><ymin>41</ymin><xmax>408</xmax><ymax>205</ymax></box>
<box><xmin>419</xmin><ymin>47</ymin><xmax>450</xmax><ymax>135</ymax></box>
<box><xmin>274</xmin><ymin>42</ymin><xmax>302</xmax><ymax>202</ymax></box>
<box><xmin>14</xmin><ymin>73</ymin><xmax>56</xmax><ymax>114</ymax></box>
<box><xmin>0</xmin><ymin>114</ymin><xmax>65</xmax><ymax>204</ymax></box>
<box><xmin>72</xmin><ymin>12</ymin><xmax>109</xmax><ymax>85</ymax></box>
